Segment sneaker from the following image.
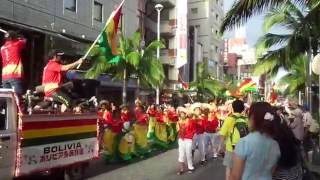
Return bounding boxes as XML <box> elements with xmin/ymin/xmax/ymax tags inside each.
<box><xmin>188</xmin><ymin>169</ymin><xmax>194</xmax><ymax>174</ymax></box>
<box><xmin>213</xmin><ymin>153</ymin><xmax>218</xmax><ymax>158</ymax></box>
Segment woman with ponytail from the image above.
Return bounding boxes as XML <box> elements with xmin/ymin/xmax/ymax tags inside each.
<box><xmin>230</xmin><ymin>102</ymin><xmax>280</xmax><ymax>180</ymax></box>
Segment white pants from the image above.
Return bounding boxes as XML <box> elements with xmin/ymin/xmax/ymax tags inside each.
<box><xmin>192</xmin><ymin>133</ymin><xmax>206</xmax><ymax>161</ymax></box>
<box><xmin>178</xmin><ymin>138</ymin><xmax>194</xmax><ymax>170</ymax></box>
<box><xmin>205</xmin><ymin>132</ymin><xmax>220</xmax><ymax>158</ymax></box>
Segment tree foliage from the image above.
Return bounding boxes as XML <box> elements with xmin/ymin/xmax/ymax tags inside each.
<box><xmin>189</xmin><ymin>62</ymin><xmax>226</xmax><ymax>100</ymax></box>
<box><xmin>85</xmin><ymin>31</ymin><xmax>165</xmax><ymax>89</ymax></box>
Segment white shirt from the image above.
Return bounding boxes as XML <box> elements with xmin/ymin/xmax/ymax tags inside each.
<box><xmin>303</xmin><ymin>112</ymin><xmax>319</xmax><ymax>133</ymax></box>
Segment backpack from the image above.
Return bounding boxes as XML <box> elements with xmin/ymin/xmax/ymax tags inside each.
<box><xmin>230</xmin><ymin>115</ymin><xmax>249</xmax><ymax>149</ymax></box>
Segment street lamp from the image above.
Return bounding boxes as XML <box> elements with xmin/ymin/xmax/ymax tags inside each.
<box><xmin>312</xmin><ymin>53</ymin><xmax>320</xmax><ymax>149</ymax></box>
<box><xmin>312</xmin><ymin>54</ymin><xmax>320</xmax><ymax>114</ymax></box>
<box><xmin>155</xmin><ymin>3</ymin><xmax>163</xmax><ymax>105</ymax></box>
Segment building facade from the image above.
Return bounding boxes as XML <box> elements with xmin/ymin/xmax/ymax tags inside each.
<box><xmin>223</xmin><ymin>27</ymin><xmax>257</xmax><ymax>81</ymax></box>
<box><xmin>0</xmin><ymin>0</ymin><xmax>140</xmax><ymax>102</ymax></box>
<box><xmin>188</xmin><ymin>0</ymin><xmax>224</xmax><ymax>79</ymax></box>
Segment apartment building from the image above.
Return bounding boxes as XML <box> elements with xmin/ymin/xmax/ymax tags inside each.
<box><xmin>144</xmin><ymin>0</ymin><xmax>189</xmax><ymax>89</ymax></box>
<box><xmin>188</xmin><ymin>0</ymin><xmax>224</xmax><ymax>79</ymax></box>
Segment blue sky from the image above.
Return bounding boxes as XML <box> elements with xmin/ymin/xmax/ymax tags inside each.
<box><xmin>224</xmin><ymin>0</ymin><xmax>287</xmax><ymax>81</ymax></box>
<box><xmin>224</xmin><ymin>0</ymin><xmax>264</xmax><ymax>47</ymax></box>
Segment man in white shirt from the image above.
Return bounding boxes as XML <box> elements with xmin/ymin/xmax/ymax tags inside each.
<box><xmin>289</xmin><ymin>107</ymin><xmax>304</xmax><ymax>142</ymax></box>
<box><xmin>302</xmin><ymin>106</ymin><xmax>319</xmax><ymax>161</ymax></box>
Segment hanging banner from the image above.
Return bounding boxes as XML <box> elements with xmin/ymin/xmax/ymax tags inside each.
<box><xmin>175</xmin><ymin>0</ymin><xmax>188</xmax><ymax>68</ymax></box>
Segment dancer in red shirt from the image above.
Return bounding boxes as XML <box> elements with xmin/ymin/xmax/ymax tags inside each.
<box><xmin>191</xmin><ymin>104</ymin><xmax>207</xmax><ymax>165</ymax></box>
<box><xmin>120</xmin><ymin>104</ymin><xmax>131</xmax><ymax>123</ymax></box>
<box><xmin>177</xmin><ymin>107</ymin><xmax>196</xmax><ymax>175</ymax></box>
<box><xmin>205</xmin><ymin>107</ymin><xmax>220</xmax><ymax>159</ymax></box>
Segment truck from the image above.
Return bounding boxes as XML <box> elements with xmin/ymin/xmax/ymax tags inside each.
<box><xmin>0</xmin><ymin>89</ymin><xmax>99</xmax><ymax>180</ymax></box>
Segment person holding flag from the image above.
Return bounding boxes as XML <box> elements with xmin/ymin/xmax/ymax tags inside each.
<box><xmin>41</xmin><ymin>50</ymin><xmax>83</xmax><ymax>112</ymax></box>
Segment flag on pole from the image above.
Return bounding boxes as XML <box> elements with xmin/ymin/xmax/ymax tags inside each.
<box><xmin>238</xmin><ymin>78</ymin><xmax>257</xmax><ymax>93</ymax></box>
<box><xmin>80</xmin><ymin>0</ymin><xmax>124</xmax><ymax>67</ymax></box>
<box><xmin>98</xmin><ymin>2</ymin><xmax>123</xmax><ymax>64</ymax></box>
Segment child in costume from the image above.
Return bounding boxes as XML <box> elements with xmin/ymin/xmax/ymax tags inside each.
<box><xmin>147</xmin><ymin>104</ymin><xmax>157</xmax><ymax>141</ymax></box>
<box><xmin>191</xmin><ymin>104</ymin><xmax>207</xmax><ymax>165</ymax></box>
<box><xmin>132</xmin><ymin>103</ymin><xmax>149</xmax><ymax>155</ymax></box>
<box><xmin>147</xmin><ymin>105</ymin><xmax>169</xmax><ymax>148</ymax></box>
<box><xmin>102</xmin><ymin>104</ymin><xmax>123</xmax><ymax>162</ymax></box>
<box><xmin>120</xmin><ymin>104</ymin><xmax>131</xmax><ymax>123</ymax></box>
<box><xmin>98</xmin><ymin>100</ymin><xmax>109</xmax><ymax>150</ymax></box>
<box><xmin>177</xmin><ymin>107</ymin><xmax>196</xmax><ymax>175</ymax></box>
<box><xmin>204</xmin><ymin>105</ymin><xmax>220</xmax><ymax>159</ymax></box>
<box><xmin>166</xmin><ymin>106</ymin><xmax>179</xmax><ymax>144</ymax></box>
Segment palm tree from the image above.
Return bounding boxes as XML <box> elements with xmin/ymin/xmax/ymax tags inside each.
<box><xmin>189</xmin><ymin>62</ymin><xmax>226</xmax><ymax>101</ymax></box>
<box><xmin>251</xmin><ymin>1</ymin><xmax>320</xmax><ymax>104</ymax></box>
<box><xmin>221</xmin><ymin>0</ymin><xmax>320</xmax><ymax>32</ymax></box>
<box><xmin>277</xmin><ymin>55</ymin><xmax>307</xmax><ymax>95</ymax></box>
<box><xmin>125</xmin><ymin>32</ymin><xmax>165</xmax><ymax>95</ymax></box>
<box><xmin>86</xmin><ymin>31</ymin><xmax>165</xmax><ymax>103</ymax></box>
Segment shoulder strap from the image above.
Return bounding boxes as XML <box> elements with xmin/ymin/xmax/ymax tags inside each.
<box><xmin>229</xmin><ymin>115</ymin><xmax>248</xmax><ymax>146</ymax></box>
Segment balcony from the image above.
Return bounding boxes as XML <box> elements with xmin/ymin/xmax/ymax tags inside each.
<box><xmin>160</xmin><ymin>49</ymin><xmax>176</xmax><ymax>66</ymax></box>
<box><xmin>160</xmin><ymin>19</ymin><xmax>176</xmax><ymax>37</ymax></box>
<box><xmin>152</xmin><ymin>0</ymin><xmax>176</xmax><ymax>8</ymax></box>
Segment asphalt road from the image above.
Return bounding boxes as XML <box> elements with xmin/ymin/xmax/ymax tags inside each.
<box><xmin>85</xmin><ymin>149</ymin><xmax>225</xmax><ymax>180</ymax></box>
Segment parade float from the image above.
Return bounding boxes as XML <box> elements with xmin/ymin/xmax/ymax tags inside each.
<box><xmin>0</xmin><ymin>89</ymin><xmax>99</xmax><ymax>180</ymax></box>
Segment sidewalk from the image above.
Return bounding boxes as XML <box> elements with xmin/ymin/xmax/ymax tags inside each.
<box><xmin>309</xmin><ymin>163</ymin><xmax>320</xmax><ymax>174</ymax></box>
<box><xmin>85</xmin><ymin>149</ymin><xmax>225</xmax><ymax>180</ymax></box>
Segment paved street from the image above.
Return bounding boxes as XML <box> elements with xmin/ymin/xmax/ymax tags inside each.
<box><xmin>85</xmin><ymin>149</ymin><xmax>225</xmax><ymax>180</ymax></box>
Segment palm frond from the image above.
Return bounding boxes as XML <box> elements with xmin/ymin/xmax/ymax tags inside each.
<box><xmin>221</xmin><ymin>0</ymin><xmax>287</xmax><ymax>32</ymax></box>
<box><xmin>263</xmin><ymin>2</ymin><xmax>301</xmax><ymax>32</ymax></box>
<box><xmin>85</xmin><ymin>56</ymin><xmax>112</xmax><ymax>79</ymax></box>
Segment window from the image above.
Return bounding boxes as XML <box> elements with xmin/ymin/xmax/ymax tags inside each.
<box><xmin>215</xmin><ymin>30</ymin><xmax>219</xmax><ymax>35</ymax></box>
<box><xmin>215</xmin><ymin>46</ymin><xmax>219</xmax><ymax>53</ymax></box>
<box><xmin>216</xmin><ymin>14</ymin><xmax>219</xmax><ymax>20</ymax></box>
<box><xmin>93</xmin><ymin>1</ymin><xmax>103</xmax><ymax>22</ymax></box>
<box><xmin>64</xmin><ymin>0</ymin><xmax>77</xmax><ymax>12</ymax></box>
<box><xmin>191</xmin><ymin>8</ymin><xmax>198</xmax><ymax>14</ymax></box>
<box><xmin>0</xmin><ymin>98</ymin><xmax>7</xmax><ymax>130</ymax></box>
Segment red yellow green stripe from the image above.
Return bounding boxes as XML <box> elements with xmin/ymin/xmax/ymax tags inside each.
<box><xmin>22</xmin><ymin>119</ymin><xmax>97</xmax><ymax>130</ymax></box>
<box><xmin>22</xmin><ymin>125</ymin><xmax>96</xmax><ymax>139</ymax></box>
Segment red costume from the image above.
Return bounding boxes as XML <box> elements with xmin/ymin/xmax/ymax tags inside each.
<box><xmin>155</xmin><ymin>111</ymin><xmax>165</xmax><ymax>123</ymax></box>
<box><xmin>134</xmin><ymin>106</ymin><xmax>148</xmax><ymax>125</ymax></box>
<box><xmin>120</xmin><ymin>111</ymin><xmax>131</xmax><ymax>122</ymax></box>
<box><xmin>194</xmin><ymin>117</ymin><xmax>206</xmax><ymax>135</ymax></box>
<box><xmin>1</xmin><ymin>38</ymin><xmax>26</xmax><ymax>80</ymax></box>
<box><xmin>147</xmin><ymin>107</ymin><xmax>157</xmax><ymax>117</ymax></box>
<box><xmin>178</xmin><ymin>119</ymin><xmax>196</xmax><ymax>140</ymax></box>
<box><xmin>103</xmin><ymin>111</ymin><xmax>122</xmax><ymax>133</ymax></box>
<box><xmin>204</xmin><ymin>114</ymin><xmax>219</xmax><ymax>133</ymax></box>
<box><xmin>168</xmin><ymin>110</ymin><xmax>178</xmax><ymax>122</ymax></box>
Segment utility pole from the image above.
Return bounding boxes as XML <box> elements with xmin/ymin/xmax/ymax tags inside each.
<box><xmin>155</xmin><ymin>3</ymin><xmax>163</xmax><ymax>105</ymax></box>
